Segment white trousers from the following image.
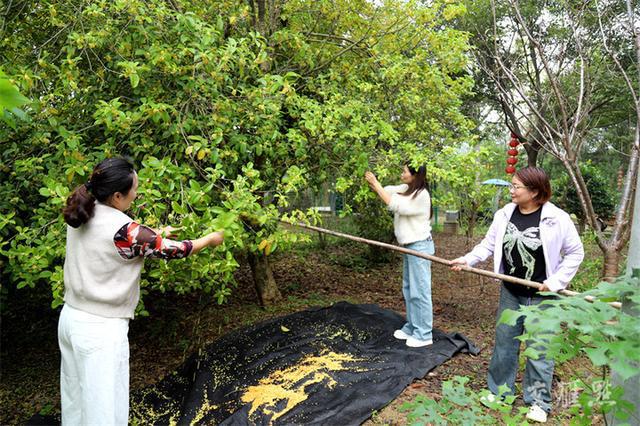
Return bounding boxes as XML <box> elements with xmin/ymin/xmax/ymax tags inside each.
<box><xmin>58</xmin><ymin>304</ymin><xmax>130</xmax><ymax>426</ymax></box>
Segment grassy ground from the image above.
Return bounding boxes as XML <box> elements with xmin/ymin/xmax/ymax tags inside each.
<box><xmin>1</xmin><ymin>224</ymin><xmax>608</xmax><ymax>425</ymax></box>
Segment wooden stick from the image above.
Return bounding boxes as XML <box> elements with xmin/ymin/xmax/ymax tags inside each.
<box><xmin>289</xmin><ymin>222</ymin><xmax>621</xmax><ymax>309</ymax></box>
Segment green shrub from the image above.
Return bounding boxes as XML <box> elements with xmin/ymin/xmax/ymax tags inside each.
<box><xmin>554</xmin><ymin>163</ymin><xmax>617</xmax><ymax>230</ymax></box>
<box><xmin>403</xmin><ymin>274</ymin><xmax>640</xmax><ymax>424</ymax></box>
<box><xmin>503</xmin><ymin>274</ymin><xmax>640</xmax><ymax>422</ymax></box>
<box><xmin>401</xmin><ymin>378</ymin><xmax>528</xmax><ymax>425</ymax></box>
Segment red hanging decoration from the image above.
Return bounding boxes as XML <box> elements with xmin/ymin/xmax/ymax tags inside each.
<box><xmin>506</xmin><ymin>132</ymin><xmax>520</xmax><ymax>174</ymax></box>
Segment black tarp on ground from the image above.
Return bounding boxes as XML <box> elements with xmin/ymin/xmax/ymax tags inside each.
<box><xmin>28</xmin><ymin>302</ymin><xmax>479</xmax><ymax>425</ymax></box>
<box><xmin>128</xmin><ymin>302</ymin><xmax>479</xmax><ymax>425</ymax></box>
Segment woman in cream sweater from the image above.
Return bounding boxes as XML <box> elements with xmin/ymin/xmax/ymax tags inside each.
<box><xmin>365</xmin><ymin>164</ymin><xmax>434</xmax><ymax>348</ymax></box>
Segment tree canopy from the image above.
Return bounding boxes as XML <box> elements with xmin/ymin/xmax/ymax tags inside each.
<box><xmin>0</xmin><ymin>0</ymin><xmax>473</xmax><ymax>309</ymax></box>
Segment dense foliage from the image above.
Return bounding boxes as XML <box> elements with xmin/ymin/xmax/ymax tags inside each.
<box><xmin>0</xmin><ymin>0</ymin><xmax>473</xmax><ymax>309</ymax></box>
<box><xmin>554</xmin><ymin>162</ymin><xmax>618</xmax><ymax>231</ymax></box>
<box><xmin>504</xmin><ymin>275</ymin><xmax>640</xmax><ymax>422</ymax></box>
<box><xmin>402</xmin><ymin>274</ymin><xmax>640</xmax><ymax>424</ymax></box>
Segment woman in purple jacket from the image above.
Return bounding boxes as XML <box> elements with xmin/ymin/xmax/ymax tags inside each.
<box><xmin>450</xmin><ymin>167</ymin><xmax>584</xmax><ymax>423</ymax></box>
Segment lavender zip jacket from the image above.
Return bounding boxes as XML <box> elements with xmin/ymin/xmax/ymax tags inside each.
<box><xmin>462</xmin><ymin>202</ymin><xmax>584</xmax><ymax>292</ymax></box>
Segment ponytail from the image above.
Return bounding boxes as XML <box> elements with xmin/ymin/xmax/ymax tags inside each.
<box><xmin>63</xmin><ymin>184</ymin><xmax>96</xmax><ymax>228</ymax></box>
<box><xmin>62</xmin><ymin>157</ymin><xmax>135</xmax><ymax>228</ymax></box>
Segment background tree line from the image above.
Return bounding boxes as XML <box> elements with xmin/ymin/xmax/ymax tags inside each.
<box><xmin>1</xmin><ymin>0</ymin><xmax>637</xmax><ymax>310</ymax></box>
<box><xmin>458</xmin><ymin>0</ymin><xmax>639</xmax><ymax>279</ymax></box>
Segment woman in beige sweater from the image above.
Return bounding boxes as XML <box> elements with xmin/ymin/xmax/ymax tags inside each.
<box><xmin>60</xmin><ymin>157</ymin><xmax>224</xmax><ymax>425</ymax></box>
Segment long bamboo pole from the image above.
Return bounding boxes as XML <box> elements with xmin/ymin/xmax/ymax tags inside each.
<box><xmin>290</xmin><ymin>222</ymin><xmax>621</xmax><ymax>309</ymax></box>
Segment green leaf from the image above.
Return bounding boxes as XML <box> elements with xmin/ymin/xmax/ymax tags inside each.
<box><xmin>130</xmin><ymin>73</ymin><xmax>140</xmax><ymax>88</ymax></box>
<box><xmin>583</xmin><ymin>346</ymin><xmax>609</xmax><ymax>367</ymax></box>
<box><xmin>0</xmin><ymin>76</ymin><xmax>29</xmax><ymax>111</ymax></box>
<box><xmin>609</xmin><ymin>359</ymin><xmax>640</xmax><ymax>381</ymax></box>
<box><xmin>498</xmin><ymin>309</ymin><xmax>522</xmax><ymax>326</ymax></box>
<box><xmin>171</xmin><ymin>201</ymin><xmax>186</xmax><ymax>215</ymax></box>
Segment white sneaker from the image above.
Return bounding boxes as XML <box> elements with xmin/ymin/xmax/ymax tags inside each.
<box><xmin>526</xmin><ymin>405</ymin><xmax>548</xmax><ymax>423</ymax></box>
<box><xmin>406</xmin><ymin>336</ymin><xmax>433</xmax><ymax>347</ymax></box>
<box><xmin>393</xmin><ymin>329</ymin><xmax>411</xmax><ymax>340</ymax></box>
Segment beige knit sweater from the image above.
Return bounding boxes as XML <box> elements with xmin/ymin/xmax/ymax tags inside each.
<box><xmin>63</xmin><ymin>203</ymin><xmax>144</xmax><ymax>319</ymax></box>
<box><xmin>384</xmin><ymin>184</ymin><xmax>432</xmax><ymax>245</ymax></box>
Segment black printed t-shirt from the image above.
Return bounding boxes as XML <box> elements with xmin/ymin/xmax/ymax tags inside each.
<box><xmin>501</xmin><ymin>206</ymin><xmax>547</xmax><ymax>297</ymax></box>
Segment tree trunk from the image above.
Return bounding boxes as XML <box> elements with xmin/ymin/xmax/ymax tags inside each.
<box><xmin>248</xmin><ymin>0</ymin><xmax>282</xmax><ymax>72</ymax></box>
<box><xmin>248</xmin><ymin>251</ymin><xmax>282</xmax><ymax>306</ymax></box>
<box><xmin>466</xmin><ymin>211</ymin><xmax>477</xmax><ymax>245</ymax></box>
<box><xmin>317</xmin><ymin>231</ymin><xmax>327</xmax><ymax>250</ymax></box>
<box><xmin>578</xmin><ymin>218</ymin><xmax>585</xmax><ymax>235</ymax></box>
<box><xmin>609</xmin><ymin>1</ymin><xmax>640</xmax><ymax>421</ymax></box>
<box><xmin>608</xmin><ymin>144</ymin><xmax>640</xmax><ymax>425</ymax></box>
<box><xmin>523</xmin><ymin>142</ymin><xmax>539</xmax><ymax>167</ymax></box>
<box><xmin>601</xmin><ymin>248</ymin><xmax>620</xmax><ymax>283</ymax></box>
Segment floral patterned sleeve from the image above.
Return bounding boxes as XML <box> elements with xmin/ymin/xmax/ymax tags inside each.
<box><xmin>114</xmin><ymin>222</ymin><xmax>193</xmax><ymax>260</ymax></box>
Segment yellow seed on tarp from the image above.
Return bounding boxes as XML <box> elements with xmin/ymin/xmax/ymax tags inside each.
<box><xmin>240</xmin><ymin>350</ymin><xmax>365</xmax><ymax>422</ymax></box>
<box><xmin>280</xmin><ymin>325</ymin><xmax>290</xmax><ymax>332</ymax></box>
<box><xmin>190</xmin><ymin>397</ymin><xmax>218</xmax><ymax>425</ymax></box>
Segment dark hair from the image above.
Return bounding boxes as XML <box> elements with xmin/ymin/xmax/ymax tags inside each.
<box><xmin>402</xmin><ymin>163</ymin><xmax>429</xmax><ymax>199</ymax></box>
<box><xmin>514</xmin><ymin>166</ymin><xmax>552</xmax><ymax>204</ymax></box>
<box><xmin>63</xmin><ymin>157</ymin><xmax>136</xmax><ymax>228</ymax></box>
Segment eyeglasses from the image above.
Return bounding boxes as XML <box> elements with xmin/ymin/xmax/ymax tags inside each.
<box><xmin>509</xmin><ymin>184</ymin><xmax>528</xmax><ymax>191</ymax></box>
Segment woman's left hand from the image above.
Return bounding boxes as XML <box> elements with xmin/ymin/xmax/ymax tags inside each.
<box><xmin>365</xmin><ymin>171</ymin><xmax>379</xmax><ymax>188</ymax></box>
<box><xmin>365</xmin><ymin>171</ymin><xmax>391</xmax><ymax>204</ymax></box>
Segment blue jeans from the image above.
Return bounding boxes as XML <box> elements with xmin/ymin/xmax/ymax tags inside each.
<box><xmin>400</xmin><ymin>238</ymin><xmax>435</xmax><ymax>341</ymax></box>
<box><xmin>488</xmin><ymin>285</ymin><xmax>554</xmax><ymax>412</ymax></box>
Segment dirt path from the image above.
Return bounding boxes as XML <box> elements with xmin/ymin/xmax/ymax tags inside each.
<box><xmin>0</xmin><ymin>233</ymin><xmax>592</xmax><ymax>424</ymax></box>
